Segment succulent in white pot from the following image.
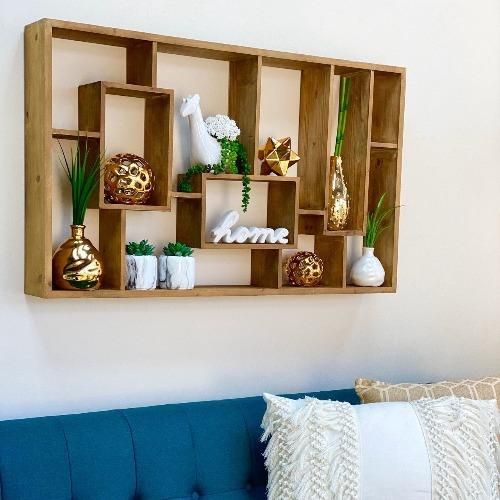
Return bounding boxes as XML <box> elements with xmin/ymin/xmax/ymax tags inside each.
<box><xmin>158</xmin><ymin>242</ymin><xmax>195</xmax><ymax>290</ymax></box>
<box><xmin>350</xmin><ymin>193</ymin><xmax>399</xmax><ymax>287</ymax></box>
<box><xmin>125</xmin><ymin>240</ymin><xmax>158</xmax><ymax>290</ymax></box>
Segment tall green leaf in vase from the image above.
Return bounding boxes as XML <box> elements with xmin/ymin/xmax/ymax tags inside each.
<box><xmin>52</xmin><ymin>139</ymin><xmax>104</xmax><ymax>291</ymax></box>
<box><xmin>350</xmin><ymin>193</ymin><xmax>400</xmax><ymax>287</ymax></box>
<box><xmin>327</xmin><ymin>76</ymin><xmax>351</xmax><ymax>231</ymax></box>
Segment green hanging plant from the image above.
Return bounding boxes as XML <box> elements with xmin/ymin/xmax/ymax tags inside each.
<box><xmin>126</xmin><ymin>240</ymin><xmax>155</xmax><ymax>256</ymax></box>
<box><xmin>57</xmin><ymin>139</ymin><xmax>104</xmax><ymax>225</ymax></box>
<box><xmin>334</xmin><ymin>76</ymin><xmax>351</xmax><ymax>157</ymax></box>
<box><xmin>364</xmin><ymin>193</ymin><xmax>400</xmax><ymax>248</ymax></box>
<box><xmin>178</xmin><ymin>115</ymin><xmax>252</xmax><ymax>212</ymax></box>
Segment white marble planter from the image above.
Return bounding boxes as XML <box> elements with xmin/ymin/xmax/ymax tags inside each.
<box><xmin>350</xmin><ymin>247</ymin><xmax>385</xmax><ymax>287</ymax></box>
<box><xmin>126</xmin><ymin>255</ymin><xmax>158</xmax><ymax>290</ymax></box>
<box><xmin>158</xmin><ymin>255</ymin><xmax>195</xmax><ymax>290</ymax></box>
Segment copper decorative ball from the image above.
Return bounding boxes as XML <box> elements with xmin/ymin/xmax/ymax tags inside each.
<box><xmin>286</xmin><ymin>251</ymin><xmax>324</xmax><ymax>287</ymax></box>
<box><xmin>104</xmin><ymin>153</ymin><xmax>155</xmax><ymax>205</ymax></box>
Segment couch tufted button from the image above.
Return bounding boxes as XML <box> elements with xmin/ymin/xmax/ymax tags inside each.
<box><xmin>246</xmin><ymin>481</ymin><xmax>253</xmax><ymax>491</ymax></box>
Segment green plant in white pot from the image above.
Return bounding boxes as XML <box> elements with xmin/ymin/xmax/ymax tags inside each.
<box><xmin>350</xmin><ymin>194</ymin><xmax>398</xmax><ymax>287</ymax></box>
<box><xmin>125</xmin><ymin>240</ymin><xmax>157</xmax><ymax>290</ymax></box>
<box><xmin>158</xmin><ymin>242</ymin><xmax>195</xmax><ymax>290</ymax></box>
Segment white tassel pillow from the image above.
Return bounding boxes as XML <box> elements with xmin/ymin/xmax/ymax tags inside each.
<box><xmin>262</xmin><ymin>394</ymin><xmax>500</xmax><ymax>500</ymax></box>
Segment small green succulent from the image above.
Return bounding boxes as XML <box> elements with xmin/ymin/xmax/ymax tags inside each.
<box><xmin>163</xmin><ymin>242</ymin><xmax>193</xmax><ymax>257</ymax></box>
<box><xmin>126</xmin><ymin>239</ymin><xmax>155</xmax><ymax>256</ymax></box>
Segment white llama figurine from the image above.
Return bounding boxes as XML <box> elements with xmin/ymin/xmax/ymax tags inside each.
<box><xmin>180</xmin><ymin>94</ymin><xmax>221</xmax><ymax>166</ymax></box>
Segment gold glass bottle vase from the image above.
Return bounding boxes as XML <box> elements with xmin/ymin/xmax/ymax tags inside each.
<box><xmin>52</xmin><ymin>225</ymin><xmax>103</xmax><ymax>291</ymax></box>
<box><xmin>327</xmin><ymin>155</ymin><xmax>350</xmax><ymax>230</ymax></box>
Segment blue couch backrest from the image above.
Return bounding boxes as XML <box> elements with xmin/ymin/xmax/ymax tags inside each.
<box><xmin>0</xmin><ymin>389</ymin><xmax>359</xmax><ymax>500</ymax></box>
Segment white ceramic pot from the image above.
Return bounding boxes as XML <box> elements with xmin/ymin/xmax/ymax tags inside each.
<box><xmin>158</xmin><ymin>255</ymin><xmax>195</xmax><ymax>290</ymax></box>
<box><xmin>350</xmin><ymin>247</ymin><xmax>385</xmax><ymax>287</ymax></box>
<box><xmin>126</xmin><ymin>255</ymin><xmax>158</xmax><ymax>290</ymax></box>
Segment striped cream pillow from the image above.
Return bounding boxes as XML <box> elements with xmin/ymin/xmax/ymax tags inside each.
<box><xmin>355</xmin><ymin>376</ymin><xmax>500</xmax><ymax>407</ymax></box>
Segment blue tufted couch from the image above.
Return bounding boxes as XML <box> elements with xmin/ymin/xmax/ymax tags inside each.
<box><xmin>0</xmin><ymin>388</ymin><xmax>359</xmax><ymax>499</ymax></box>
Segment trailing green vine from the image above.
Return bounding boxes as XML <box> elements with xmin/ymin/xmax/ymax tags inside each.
<box><xmin>178</xmin><ymin>138</ymin><xmax>252</xmax><ymax>212</ymax></box>
<box><xmin>178</xmin><ymin>163</ymin><xmax>210</xmax><ymax>193</ymax></box>
<box><xmin>237</xmin><ymin>141</ymin><xmax>251</xmax><ymax>212</ymax></box>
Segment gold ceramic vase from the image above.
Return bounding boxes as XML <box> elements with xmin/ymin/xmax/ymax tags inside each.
<box><xmin>327</xmin><ymin>155</ymin><xmax>350</xmax><ymax>230</ymax></box>
<box><xmin>52</xmin><ymin>225</ymin><xmax>103</xmax><ymax>291</ymax></box>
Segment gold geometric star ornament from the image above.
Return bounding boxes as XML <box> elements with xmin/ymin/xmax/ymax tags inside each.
<box><xmin>259</xmin><ymin>137</ymin><xmax>300</xmax><ymax>176</ymax></box>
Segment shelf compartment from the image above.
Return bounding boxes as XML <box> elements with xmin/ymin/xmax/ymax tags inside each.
<box><xmin>371</xmin><ymin>71</ymin><xmax>402</xmax><ymax>144</ymax></box>
<box><xmin>251</xmin><ymin>249</ymin><xmax>282</xmax><ymax>288</ymax></box>
<box><xmin>298</xmin><ymin>64</ymin><xmax>334</xmax><ymax>211</ymax></box>
<box><xmin>298</xmin><ymin>212</ymin><xmax>325</xmax><ymax>235</ymax></box>
<box><xmin>314</xmin><ymin>235</ymin><xmax>346</xmax><ymax>287</ymax></box>
<box><xmin>78</xmin><ymin>81</ymin><xmax>174</xmax><ymax>211</ymax></box>
<box><xmin>99</xmin><ymin>209</ymin><xmax>125</xmax><ymax>290</ymax></box>
<box><xmin>229</xmin><ymin>56</ymin><xmax>261</xmax><ymax>173</ymax></box>
<box><xmin>126</xmin><ymin>41</ymin><xmax>157</xmax><ymax>87</ymax></box>
<box><xmin>368</xmin><ymin>149</ymin><xmax>400</xmax><ymax>287</ymax></box>
<box><xmin>336</xmin><ymin>69</ymin><xmax>372</xmax><ymax>233</ymax></box>
<box><xmin>176</xmin><ymin>173</ymin><xmax>299</xmax><ymax>249</ymax></box>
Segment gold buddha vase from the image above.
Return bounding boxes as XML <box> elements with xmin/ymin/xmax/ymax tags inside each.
<box><xmin>52</xmin><ymin>225</ymin><xmax>103</xmax><ymax>291</ymax></box>
<box><xmin>327</xmin><ymin>155</ymin><xmax>350</xmax><ymax>230</ymax></box>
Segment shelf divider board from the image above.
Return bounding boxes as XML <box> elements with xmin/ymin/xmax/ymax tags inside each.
<box><xmin>370</xmin><ymin>141</ymin><xmax>397</xmax><ymax>149</ymax></box>
<box><xmin>176</xmin><ymin>197</ymin><xmax>203</xmax><ymax>248</ymax></box>
<box><xmin>251</xmin><ymin>249</ymin><xmax>282</xmax><ymax>288</ymax></box>
<box><xmin>24</xmin><ymin>20</ymin><xmax>53</xmax><ymax>297</ymax></box>
<box><xmin>335</xmin><ymin>70</ymin><xmax>373</xmax><ymax>233</ymax></box>
<box><xmin>78</xmin><ymin>81</ymin><xmax>105</xmax><ymax>208</ymax></box>
<box><xmin>267</xmin><ymin>178</ymin><xmax>299</xmax><ymax>246</ymax></box>
<box><xmin>314</xmin><ymin>235</ymin><xmax>346</xmax><ymax>287</ymax></box>
<box><xmin>298</xmin><ymin>64</ymin><xmax>334</xmax><ymax>210</ymax></box>
<box><xmin>45</xmin><ymin>285</ymin><xmax>396</xmax><ymax>298</ymax></box>
<box><xmin>229</xmin><ymin>56</ymin><xmax>262</xmax><ymax>173</ymax></box>
<box><xmin>144</xmin><ymin>93</ymin><xmax>173</xmax><ymax>209</ymax></box>
<box><xmin>52</xmin><ymin>129</ymin><xmax>100</xmax><ymax>140</ymax></box>
<box><xmin>126</xmin><ymin>41</ymin><xmax>157</xmax><ymax>87</ymax></box>
<box><xmin>99</xmin><ymin>209</ymin><xmax>126</xmax><ymax>289</ymax></box>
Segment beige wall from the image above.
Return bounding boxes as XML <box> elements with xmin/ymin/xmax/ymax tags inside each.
<box><xmin>0</xmin><ymin>0</ymin><xmax>499</xmax><ymax>420</ymax></box>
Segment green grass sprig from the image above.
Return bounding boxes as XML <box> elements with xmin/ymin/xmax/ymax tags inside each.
<box><xmin>58</xmin><ymin>139</ymin><xmax>103</xmax><ymax>225</ymax></box>
<box><xmin>364</xmin><ymin>193</ymin><xmax>400</xmax><ymax>248</ymax></box>
<box><xmin>334</xmin><ymin>76</ymin><xmax>351</xmax><ymax>157</ymax></box>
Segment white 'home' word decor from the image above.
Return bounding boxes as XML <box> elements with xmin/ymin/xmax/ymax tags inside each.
<box><xmin>210</xmin><ymin>210</ymin><xmax>289</xmax><ymax>244</ymax></box>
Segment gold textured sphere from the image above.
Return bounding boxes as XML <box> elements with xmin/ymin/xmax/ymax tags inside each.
<box><xmin>104</xmin><ymin>153</ymin><xmax>155</xmax><ymax>205</ymax></box>
<box><xmin>286</xmin><ymin>251</ymin><xmax>324</xmax><ymax>287</ymax></box>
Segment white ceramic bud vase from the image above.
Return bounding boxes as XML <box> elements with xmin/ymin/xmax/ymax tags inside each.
<box><xmin>158</xmin><ymin>256</ymin><xmax>195</xmax><ymax>290</ymax></box>
<box><xmin>126</xmin><ymin>255</ymin><xmax>158</xmax><ymax>290</ymax></box>
<box><xmin>350</xmin><ymin>247</ymin><xmax>385</xmax><ymax>287</ymax></box>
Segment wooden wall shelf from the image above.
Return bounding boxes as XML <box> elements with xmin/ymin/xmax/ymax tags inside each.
<box><xmin>24</xmin><ymin>18</ymin><xmax>405</xmax><ymax>299</ymax></box>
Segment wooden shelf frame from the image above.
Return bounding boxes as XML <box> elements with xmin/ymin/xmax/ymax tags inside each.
<box><xmin>24</xmin><ymin>18</ymin><xmax>405</xmax><ymax>298</ymax></box>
